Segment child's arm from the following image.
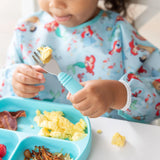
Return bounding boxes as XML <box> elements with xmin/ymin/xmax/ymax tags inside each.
<box><xmin>67</xmin><ymin>79</ymin><xmax>127</xmax><ymax>118</ymax></box>
<box><xmin>0</xmin><ymin>31</ymin><xmax>22</xmax><ymax>97</ymax></box>
<box><xmin>12</xmin><ymin>64</ymin><xmax>45</xmax><ymax>98</ymax></box>
<box><xmin>0</xmin><ymin>30</ymin><xmax>45</xmax><ymax>98</ymax></box>
<box><xmin>116</xmin><ymin>19</ymin><xmax>160</xmax><ymax>123</ymax></box>
<box><xmin>68</xmin><ymin>17</ymin><xmax>160</xmax><ymax>123</ymax></box>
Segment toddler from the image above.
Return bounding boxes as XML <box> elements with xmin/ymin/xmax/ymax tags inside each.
<box><xmin>0</xmin><ymin>0</ymin><xmax>160</xmax><ymax>123</ymax></box>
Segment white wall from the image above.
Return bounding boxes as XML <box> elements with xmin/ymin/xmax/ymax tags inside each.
<box><xmin>127</xmin><ymin>4</ymin><xmax>160</xmax><ymax>49</ymax></box>
<box><xmin>0</xmin><ymin>0</ymin><xmax>21</xmax><ymax>69</ymax></box>
<box><xmin>139</xmin><ymin>12</ymin><xmax>160</xmax><ymax>48</ymax></box>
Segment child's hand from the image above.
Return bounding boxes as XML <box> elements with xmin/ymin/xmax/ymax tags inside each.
<box><xmin>67</xmin><ymin>80</ymin><xmax>127</xmax><ymax>118</ymax></box>
<box><xmin>12</xmin><ymin>64</ymin><xmax>46</xmax><ymax>98</ymax></box>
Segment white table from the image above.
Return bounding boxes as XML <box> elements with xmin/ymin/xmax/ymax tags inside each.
<box><xmin>88</xmin><ymin>117</ymin><xmax>160</xmax><ymax>160</ymax></box>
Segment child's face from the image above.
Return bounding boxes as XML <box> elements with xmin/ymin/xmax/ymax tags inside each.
<box><xmin>38</xmin><ymin>0</ymin><xmax>99</xmax><ymax>27</ymax></box>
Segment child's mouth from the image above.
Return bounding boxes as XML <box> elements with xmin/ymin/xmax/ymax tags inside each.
<box><xmin>54</xmin><ymin>15</ymin><xmax>72</xmax><ymax>22</ymax></box>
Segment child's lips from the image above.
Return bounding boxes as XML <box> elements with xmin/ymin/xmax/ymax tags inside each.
<box><xmin>54</xmin><ymin>15</ymin><xmax>72</xmax><ymax>22</ymax></box>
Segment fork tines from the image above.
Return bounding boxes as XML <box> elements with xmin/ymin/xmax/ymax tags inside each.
<box><xmin>32</xmin><ymin>51</ymin><xmax>44</xmax><ymax>67</ymax></box>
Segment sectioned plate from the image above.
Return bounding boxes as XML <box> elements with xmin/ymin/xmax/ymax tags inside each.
<box><xmin>0</xmin><ymin>129</ymin><xmax>19</xmax><ymax>160</ymax></box>
<box><xmin>0</xmin><ymin>97</ymin><xmax>92</xmax><ymax>160</ymax></box>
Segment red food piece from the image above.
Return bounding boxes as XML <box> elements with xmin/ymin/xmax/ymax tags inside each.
<box><xmin>10</xmin><ymin>110</ymin><xmax>26</xmax><ymax>118</ymax></box>
<box><xmin>0</xmin><ymin>110</ymin><xmax>26</xmax><ymax>130</ymax></box>
<box><xmin>0</xmin><ymin>111</ymin><xmax>17</xmax><ymax>130</ymax></box>
<box><xmin>0</xmin><ymin>144</ymin><xmax>6</xmax><ymax>158</ymax></box>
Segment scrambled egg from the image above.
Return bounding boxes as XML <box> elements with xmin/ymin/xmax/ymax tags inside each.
<box><xmin>37</xmin><ymin>46</ymin><xmax>53</xmax><ymax>64</ymax></box>
<box><xmin>34</xmin><ymin>110</ymin><xmax>87</xmax><ymax>141</ymax></box>
<box><xmin>111</xmin><ymin>132</ymin><xmax>126</xmax><ymax>147</ymax></box>
<box><xmin>97</xmin><ymin>129</ymin><xmax>102</xmax><ymax>134</ymax></box>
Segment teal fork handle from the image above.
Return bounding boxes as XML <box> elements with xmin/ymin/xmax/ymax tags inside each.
<box><xmin>58</xmin><ymin>72</ymin><xmax>83</xmax><ymax>95</ymax></box>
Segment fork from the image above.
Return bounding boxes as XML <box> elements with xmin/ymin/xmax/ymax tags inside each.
<box><xmin>32</xmin><ymin>50</ymin><xmax>83</xmax><ymax>95</ymax></box>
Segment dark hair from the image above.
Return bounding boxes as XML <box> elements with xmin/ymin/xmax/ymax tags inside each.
<box><xmin>104</xmin><ymin>0</ymin><xmax>130</xmax><ymax>16</ymax></box>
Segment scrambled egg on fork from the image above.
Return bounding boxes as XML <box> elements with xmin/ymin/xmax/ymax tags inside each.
<box><xmin>34</xmin><ymin>110</ymin><xmax>87</xmax><ymax>141</ymax></box>
<box><xmin>37</xmin><ymin>46</ymin><xmax>53</xmax><ymax>64</ymax></box>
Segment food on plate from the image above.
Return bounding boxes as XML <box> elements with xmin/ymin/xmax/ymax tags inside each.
<box><xmin>34</xmin><ymin>110</ymin><xmax>87</xmax><ymax>141</ymax></box>
<box><xmin>111</xmin><ymin>132</ymin><xmax>126</xmax><ymax>147</ymax></box>
<box><xmin>0</xmin><ymin>144</ymin><xmax>7</xmax><ymax>158</ymax></box>
<box><xmin>0</xmin><ymin>110</ymin><xmax>26</xmax><ymax>130</ymax></box>
<box><xmin>97</xmin><ymin>129</ymin><xmax>102</xmax><ymax>134</ymax></box>
<box><xmin>37</xmin><ymin>46</ymin><xmax>53</xmax><ymax>64</ymax></box>
<box><xmin>24</xmin><ymin>149</ymin><xmax>32</xmax><ymax>159</ymax></box>
<box><xmin>24</xmin><ymin>146</ymin><xmax>73</xmax><ymax>160</ymax></box>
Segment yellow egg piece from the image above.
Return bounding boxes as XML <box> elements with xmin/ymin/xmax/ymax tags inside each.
<box><xmin>36</xmin><ymin>109</ymin><xmax>41</xmax><ymax>115</ymax></box>
<box><xmin>111</xmin><ymin>132</ymin><xmax>126</xmax><ymax>147</ymax></box>
<box><xmin>34</xmin><ymin>110</ymin><xmax>87</xmax><ymax>141</ymax></box>
<box><xmin>97</xmin><ymin>129</ymin><xmax>102</xmax><ymax>134</ymax></box>
<box><xmin>72</xmin><ymin>132</ymin><xmax>87</xmax><ymax>141</ymax></box>
<box><xmin>37</xmin><ymin>46</ymin><xmax>53</xmax><ymax>64</ymax></box>
<box><xmin>39</xmin><ymin>127</ymin><xmax>50</xmax><ymax>137</ymax></box>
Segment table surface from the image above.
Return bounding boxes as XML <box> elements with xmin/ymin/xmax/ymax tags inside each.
<box><xmin>87</xmin><ymin>117</ymin><xmax>160</xmax><ymax>160</ymax></box>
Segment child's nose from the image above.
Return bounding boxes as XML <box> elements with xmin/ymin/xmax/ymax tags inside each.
<box><xmin>49</xmin><ymin>0</ymin><xmax>67</xmax><ymax>9</ymax></box>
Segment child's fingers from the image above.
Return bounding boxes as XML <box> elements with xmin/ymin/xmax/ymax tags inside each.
<box><xmin>72</xmin><ymin>100</ymin><xmax>90</xmax><ymax>111</ymax></box>
<box><xmin>67</xmin><ymin>81</ymin><xmax>88</xmax><ymax>102</ymax></box>
<box><xmin>32</xmin><ymin>65</ymin><xmax>47</xmax><ymax>73</ymax></box>
<box><xmin>69</xmin><ymin>89</ymin><xmax>86</xmax><ymax>104</ymax></box>
<box><xmin>88</xmin><ymin>107</ymin><xmax>112</xmax><ymax>118</ymax></box>
<box><xmin>13</xmin><ymin>81</ymin><xmax>44</xmax><ymax>94</ymax></box>
<box><xmin>13</xmin><ymin>89</ymin><xmax>39</xmax><ymax>98</ymax></box>
<box><xmin>16</xmin><ymin>64</ymin><xmax>44</xmax><ymax>80</ymax></box>
<box><xmin>80</xmin><ymin>81</ymin><xmax>87</xmax><ymax>87</ymax></box>
<box><xmin>80</xmin><ymin>107</ymin><xmax>99</xmax><ymax>117</ymax></box>
<box><xmin>15</xmin><ymin>72</ymin><xmax>45</xmax><ymax>85</ymax></box>
<box><xmin>88</xmin><ymin>108</ymin><xmax>104</xmax><ymax>118</ymax></box>
<box><xmin>13</xmin><ymin>81</ymin><xmax>44</xmax><ymax>98</ymax></box>
<box><xmin>88</xmin><ymin>111</ymin><xmax>102</xmax><ymax>118</ymax></box>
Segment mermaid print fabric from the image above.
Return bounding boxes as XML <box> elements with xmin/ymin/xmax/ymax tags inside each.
<box><xmin>0</xmin><ymin>10</ymin><xmax>160</xmax><ymax>123</ymax></box>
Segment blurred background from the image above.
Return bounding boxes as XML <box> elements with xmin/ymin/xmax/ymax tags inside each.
<box><xmin>0</xmin><ymin>0</ymin><xmax>160</xmax><ymax>69</ymax></box>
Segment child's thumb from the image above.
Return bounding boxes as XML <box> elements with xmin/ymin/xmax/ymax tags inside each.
<box><xmin>32</xmin><ymin>65</ymin><xmax>47</xmax><ymax>73</ymax></box>
<box><xmin>80</xmin><ymin>81</ymin><xmax>87</xmax><ymax>87</ymax></box>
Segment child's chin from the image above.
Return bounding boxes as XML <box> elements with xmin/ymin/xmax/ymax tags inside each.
<box><xmin>57</xmin><ymin>19</ymin><xmax>82</xmax><ymax>27</ymax></box>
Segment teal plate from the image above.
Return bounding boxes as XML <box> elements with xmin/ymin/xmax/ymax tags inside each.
<box><xmin>0</xmin><ymin>97</ymin><xmax>92</xmax><ymax>160</ymax></box>
<box><xmin>0</xmin><ymin>129</ymin><xmax>19</xmax><ymax>160</ymax></box>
